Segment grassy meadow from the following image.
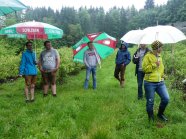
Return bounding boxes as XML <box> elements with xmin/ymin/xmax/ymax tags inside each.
<box><xmin>0</xmin><ymin>47</ymin><xmax>186</xmax><ymax>139</ymax></box>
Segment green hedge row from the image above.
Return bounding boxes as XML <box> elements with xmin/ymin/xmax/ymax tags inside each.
<box><xmin>0</xmin><ymin>45</ymin><xmax>83</xmax><ymax>85</ymax></box>
<box><xmin>163</xmin><ymin>41</ymin><xmax>186</xmax><ymax>90</ymax></box>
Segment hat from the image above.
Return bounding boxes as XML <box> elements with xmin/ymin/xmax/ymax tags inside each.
<box><xmin>151</xmin><ymin>40</ymin><xmax>163</xmax><ymax>50</ymax></box>
<box><xmin>121</xmin><ymin>41</ymin><xmax>129</xmax><ymax>48</ymax></box>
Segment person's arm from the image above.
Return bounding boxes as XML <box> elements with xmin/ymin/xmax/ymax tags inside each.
<box><xmin>115</xmin><ymin>51</ymin><xmax>118</xmax><ymax>64</ymax></box>
<box><xmin>124</xmin><ymin>52</ymin><xmax>131</xmax><ymax>65</ymax></box>
<box><xmin>38</xmin><ymin>53</ymin><xmax>44</xmax><ymax>73</ymax></box>
<box><xmin>142</xmin><ymin>55</ymin><xmax>157</xmax><ymax>73</ymax></box>
<box><xmin>84</xmin><ymin>51</ymin><xmax>90</xmax><ymax>68</ymax></box>
<box><xmin>55</xmin><ymin>50</ymin><xmax>60</xmax><ymax>71</ymax></box>
<box><xmin>94</xmin><ymin>49</ymin><xmax>101</xmax><ymax>66</ymax></box>
<box><xmin>132</xmin><ymin>50</ymin><xmax>139</xmax><ymax>64</ymax></box>
<box><xmin>19</xmin><ymin>53</ymin><xmax>26</xmax><ymax>76</ymax></box>
<box><xmin>33</xmin><ymin>52</ymin><xmax>37</xmax><ymax>65</ymax></box>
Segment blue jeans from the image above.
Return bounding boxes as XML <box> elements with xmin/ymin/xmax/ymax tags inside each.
<box><xmin>84</xmin><ymin>66</ymin><xmax>97</xmax><ymax>89</ymax></box>
<box><xmin>144</xmin><ymin>81</ymin><xmax>170</xmax><ymax>113</ymax></box>
<box><xmin>137</xmin><ymin>71</ymin><xmax>145</xmax><ymax>99</ymax></box>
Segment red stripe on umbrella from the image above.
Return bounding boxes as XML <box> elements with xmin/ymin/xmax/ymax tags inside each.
<box><xmin>73</xmin><ymin>43</ymin><xmax>87</xmax><ymax>55</ymax></box>
<box><xmin>27</xmin><ymin>34</ymin><xmax>48</xmax><ymax>40</ymax></box>
<box><xmin>86</xmin><ymin>32</ymin><xmax>102</xmax><ymax>41</ymax></box>
<box><xmin>96</xmin><ymin>39</ymin><xmax>117</xmax><ymax>49</ymax></box>
<box><xmin>16</xmin><ymin>27</ymin><xmax>45</xmax><ymax>34</ymax></box>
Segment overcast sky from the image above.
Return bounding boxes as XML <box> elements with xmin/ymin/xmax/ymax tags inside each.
<box><xmin>19</xmin><ymin>0</ymin><xmax>168</xmax><ymax>11</ymax></box>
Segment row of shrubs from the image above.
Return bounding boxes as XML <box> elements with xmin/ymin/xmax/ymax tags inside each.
<box><xmin>0</xmin><ymin>43</ymin><xmax>83</xmax><ymax>86</ymax></box>
<box><xmin>163</xmin><ymin>41</ymin><xmax>186</xmax><ymax>93</ymax></box>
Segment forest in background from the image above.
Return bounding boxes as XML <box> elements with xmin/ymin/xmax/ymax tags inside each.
<box><xmin>0</xmin><ymin>0</ymin><xmax>186</xmax><ymax>93</ymax></box>
<box><xmin>1</xmin><ymin>0</ymin><xmax>186</xmax><ymax>47</ymax></box>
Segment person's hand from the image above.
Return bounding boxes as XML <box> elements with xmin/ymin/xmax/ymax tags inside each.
<box><xmin>52</xmin><ymin>68</ymin><xmax>58</xmax><ymax>73</ymax></box>
<box><xmin>162</xmin><ymin>74</ymin><xmax>167</xmax><ymax>80</ymax></box>
<box><xmin>156</xmin><ymin>61</ymin><xmax>160</xmax><ymax>67</ymax></box>
<box><xmin>40</xmin><ymin>68</ymin><xmax>45</xmax><ymax>73</ymax></box>
<box><xmin>121</xmin><ymin>63</ymin><xmax>125</xmax><ymax>66</ymax></box>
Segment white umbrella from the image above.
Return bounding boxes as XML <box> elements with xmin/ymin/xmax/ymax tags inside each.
<box><xmin>120</xmin><ymin>29</ymin><xmax>144</xmax><ymax>44</ymax></box>
<box><xmin>120</xmin><ymin>25</ymin><xmax>186</xmax><ymax>44</ymax></box>
<box><xmin>140</xmin><ymin>25</ymin><xmax>186</xmax><ymax>44</ymax></box>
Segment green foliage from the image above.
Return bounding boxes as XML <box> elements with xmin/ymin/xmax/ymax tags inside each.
<box><xmin>57</xmin><ymin>47</ymin><xmax>83</xmax><ymax>83</ymax></box>
<box><xmin>0</xmin><ymin>40</ymin><xmax>83</xmax><ymax>85</ymax></box>
<box><xmin>0</xmin><ymin>48</ymin><xmax>185</xmax><ymax>138</ymax></box>
<box><xmin>0</xmin><ymin>54</ymin><xmax>20</xmax><ymax>80</ymax></box>
<box><xmin>144</xmin><ymin>0</ymin><xmax>155</xmax><ymax>10</ymax></box>
<box><xmin>0</xmin><ymin>0</ymin><xmax>181</xmax><ymax>46</ymax></box>
<box><xmin>163</xmin><ymin>42</ymin><xmax>186</xmax><ymax>90</ymax></box>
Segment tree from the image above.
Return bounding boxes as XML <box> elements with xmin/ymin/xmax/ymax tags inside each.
<box><xmin>144</xmin><ymin>0</ymin><xmax>154</xmax><ymax>9</ymax></box>
<box><xmin>78</xmin><ymin>7</ymin><xmax>91</xmax><ymax>34</ymax></box>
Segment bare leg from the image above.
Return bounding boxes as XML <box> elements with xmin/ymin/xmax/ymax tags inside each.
<box><xmin>30</xmin><ymin>84</ymin><xmax>35</xmax><ymax>100</ymax></box>
<box><xmin>25</xmin><ymin>85</ymin><xmax>29</xmax><ymax>100</ymax></box>
<box><xmin>51</xmin><ymin>72</ymin><xmax>57</xmax><ymax>96</ymax></box>
<box><xmin>51</xmin><ymin>84</ymin><xmax>56</xmax><ymax>96</ymax></box>
<box><xmin>43</xmin><ymin>84</ymin><xmax>49</xmax><ymax>95</ymax></box>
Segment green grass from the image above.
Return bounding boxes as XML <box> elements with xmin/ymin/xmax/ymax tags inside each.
<box><xmin>0</xmin><ymin>48</ymin><xmax>186</xmax><ymax>139</ymax></box>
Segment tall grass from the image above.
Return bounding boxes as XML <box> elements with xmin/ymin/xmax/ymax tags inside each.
<box><xmin>0</xmin><ymin>47</ymin><xmax>185</xmax><ymax>139</ymax></box>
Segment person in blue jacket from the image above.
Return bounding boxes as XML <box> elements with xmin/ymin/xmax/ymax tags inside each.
<box><xmin>19</xmin><ymin>41</ymin><xmax>37</xmax><ymax>103</ymax></box>
<box><xmin>114</xmin><ymin>42</ymin><xmax>131</xmax><ymax>87</ymax></box>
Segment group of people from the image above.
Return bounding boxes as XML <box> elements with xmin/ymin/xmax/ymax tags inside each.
<box><xmin>19</xmin><ymin>41</ymin><xmax>60</xmax><ymax>102</ymax></box>
<box><xmin>19</xmin><ymin>39</ymin><xmax>169</xmax><ymax>122</ymax></box>
<box><xmin>114</xmin><ymin>40</ymin><xmax>169</xmax><ymax>122</ymax></box>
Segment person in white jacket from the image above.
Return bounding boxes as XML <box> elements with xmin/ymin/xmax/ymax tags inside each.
<box><xmin>83</xmin><ymin>41</ymin><xmax>100</xmax><ymax>89</ymax></box>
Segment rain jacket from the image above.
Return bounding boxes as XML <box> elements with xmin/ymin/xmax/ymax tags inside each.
<box><xmin>133</xmin><ymin>47</ymin><xmax>150</xmax><ymax>76</ymax></box>
<box><xmin>19</xmin><ymin>49</ymin><xmax>37</xmax><ymax>75</ymax></box>
<box><xmin>142</xmin><ymin>52</ymin><xmax>164</xmax><ymax>82</ymax></box>
<box><xmin>115</xmin><ymin>47</ymin><xmax>131</xmax><ymax>66</ymax></box>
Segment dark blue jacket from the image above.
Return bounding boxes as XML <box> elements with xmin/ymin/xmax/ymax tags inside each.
<box><xmin>19</xmin><ymin>50</ymin><xmax>37</xmax><ymax>75</ymax></box>
<box><xmin>115</xmin><ymin>48</ymin><xmax>131</xmax><ymax>65</ymax></box>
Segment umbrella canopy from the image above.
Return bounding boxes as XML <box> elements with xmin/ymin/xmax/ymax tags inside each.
<box><xmin>140</xmin><ymin>25</ymin><xmax>186</xmax><ymax>44</ymax></box>
<box><xmin>72</xmin><ymin>32</ymin><xmax>117</xmax><ymax>63</ymax></box>
<box><xmin>0</xmin><ymin>21</ymin><xmax>63</xmax><ymax>39</ymax></box>
<box><xmin>120</xmin><ymin>29</ymin><xmax>144</xmax><ymax>44</ymax></box>
<box><xmin>121</xmin><ymin>25</ymin><xmax>186</xmax><ymax>44</ymax></box>
<box><xmin>0</xmin><ymin>0</ymin><xmax>27</xmax><ymax>16</ymax></box>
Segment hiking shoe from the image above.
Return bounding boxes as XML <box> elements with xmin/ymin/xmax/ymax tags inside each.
<box><xmin>157</xmin><ymin>114</ymin><xmax>168</xmax><ymax>122</ymax></box>
<box><xmin>120</xmin><ymin>81</ymin><xmax>124</xmax><ymax>88</ymax></box>
<box><xmin>30</xmin><ymin>99</ymin><xmax>35</xmax><ymax>103</ymax></box>
<box><xmin>25</xmin><ymin>99</ymin><xmax>29</xmax><ymax>103</ymax></box>
<box><xmin>138</xmin><ymin>97</ymin><xmax>143</xmax><ymax>100</ymax></box>
<box><xmin>43</xmin><ymin>94</ymin><xmax>48</xmax><ymax>97</ymax></box>
<box><xmin>52</xmin><ymin>94</ymin><xmax>57</xmax><ymax>97</ymax></box>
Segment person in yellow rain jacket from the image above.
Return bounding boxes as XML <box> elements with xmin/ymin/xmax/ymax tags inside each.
<box><xmin>142</xmin><ymin>40</ymin><xmax>170</xmax><ymax>122</ymax></box>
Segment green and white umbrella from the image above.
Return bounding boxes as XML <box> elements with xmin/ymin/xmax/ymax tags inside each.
<box><xmin>0</xmin><ymin>21</ymin><xmax>63</xmax><ymax>60</ymax></box>
<box><xmin>72</xmin><ymin>32</ymin><xmax>117</xmax><ymax>64</ymax></box>
<box><xmin>0</xmin><ymin>0</ymin><xmax>27</xmax><ymax>16</ymax></box>
<box><xmin>0</xmin><ymin>21</ymin><xmax>63</xmax><ymax>39</ymax></box>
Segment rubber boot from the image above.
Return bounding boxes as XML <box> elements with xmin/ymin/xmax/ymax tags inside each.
<box><xmin>147</xmin><ymin>111</ymin><xmax>154</xmax><ymax>122</ymax></box>
<box><xmin>157</xmin><ymin>107</ymin><xmax>168</xmax><ymax>121</ymax></box>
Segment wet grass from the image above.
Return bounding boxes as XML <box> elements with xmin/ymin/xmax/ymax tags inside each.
<box><xmin>0</xmin><ymin>48</ymin><xmax>185</xmax><ymax>139</ymax></box>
